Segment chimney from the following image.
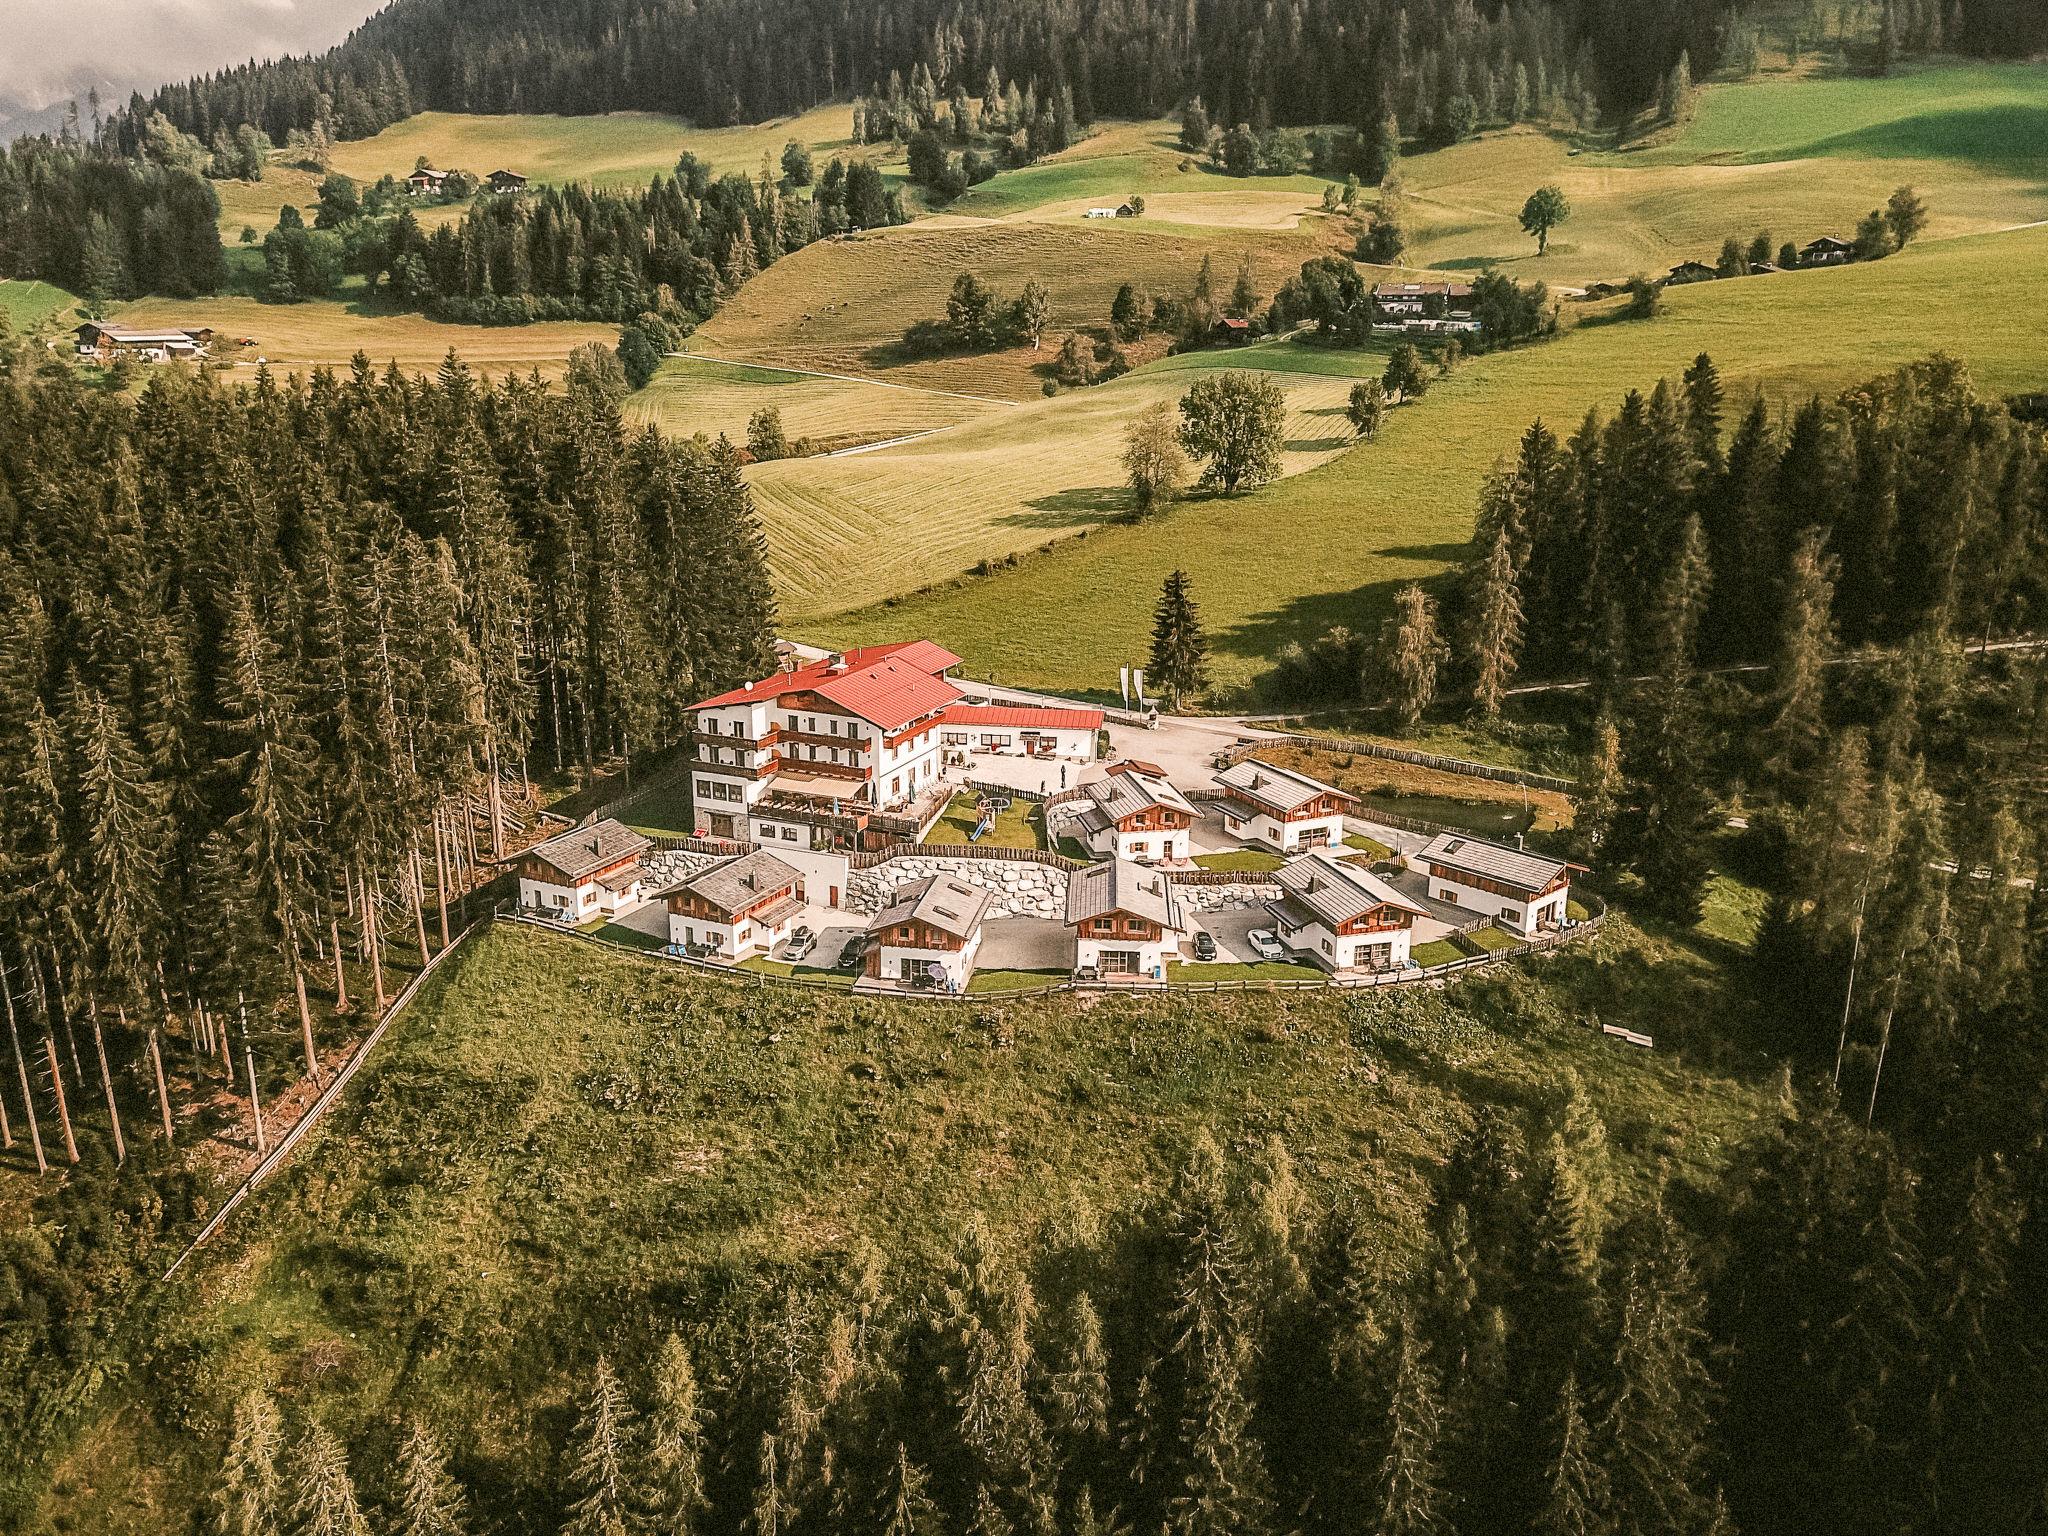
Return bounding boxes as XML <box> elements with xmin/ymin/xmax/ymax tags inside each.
<box><xmin>827</xmin><ymin>651</ymin><xmax>848</xmax><ymax>673</ymax></box>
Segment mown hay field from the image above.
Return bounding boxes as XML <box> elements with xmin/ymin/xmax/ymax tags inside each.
<box><xmin>41</xmin><ymin>918</ymin><xmax>1766</xmax><ymax>1534</ymax></box>
<box><xmin>689</xmin><ymin>217</ymin><xmax>1345</xmax><ymax>399</ymax></box>
<box><xmin>112</xmin><ymin>293</ymin><xmax>616</xmax><ymax>378</ymax></box>
<box><xmin>753</xmin><ymin>338</ymin><xmax>1378</xmax><ymax>618</ymax></box>
<box><xmin>809</xmin><ymin>222</ymin><xmax>2048</xmax><ymax>698</ymax></box>
<box><xmin>1396</xmin><ymin>63</ymin><xmax>2048</xmax><ymax>283</ymax></box>
<box><xmin>626</xmin><ymin>356</ymin><xmax>1002</xmax><ymax>447</ymax></box>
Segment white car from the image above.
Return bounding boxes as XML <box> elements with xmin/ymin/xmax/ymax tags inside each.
<box><xmin>1246</xmin><ymin>928</ymin><xmax>1285</xmax><ymax>961</ymax></box>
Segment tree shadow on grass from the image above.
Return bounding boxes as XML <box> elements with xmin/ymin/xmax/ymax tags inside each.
<box><xmin>1010</xmin><ymin>485</ymin><xmax>1133</xmax><ymax>525</ymax></box>
<box><xmin>1287</xmin><ymin>433</ymin><xmax>1357</xmax><ymax>454</ymax></box>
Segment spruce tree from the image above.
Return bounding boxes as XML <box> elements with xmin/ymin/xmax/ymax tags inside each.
<box><xmin>1372</xmin><ymin>1316</ymin><xmax>1450</xmax><ymax>1536</ymax></box>
<box><xmin>1374</xmin><ymin>585</ymin><xmax>1448</xmax><ymax>727</ymax></box>
<box><xmin>878</xmin><ymin>1444</ymin><xmax>942</xmax><ymax>1536</ymax></box>
<box><xmin>214</xmin><ymin>1388</ymin><xmax>288</xmax><ymax>1536</ymax></box>
<box><xmin>1463</xmin><ymin>524</ymin><xmax>1524</xmax><ymax>717</ymax></box>
<box><xmin>1762</xmin><ymin>531</ymin><xmax>1836</xmax><ymax>795</ymax></box>
<box><xmin>286</xmin><ymin>1422</ymin><xmax>372</xmax><ymax>1536</ymax></box>
<box><xmin>643</xmin><ymin>1334</ymin><xmax>709</xmax><ymax>1535</ymax></box>
<box><xmin>1148</xmin><ymin>570</ymin><xmax>1209</xmax><ymax>709</ymax></box>
<box><xmin>562</xmin><ymin>1358</ymin><xmax>644</xmax><ymax>1536</ymax></box>
<box><xmin>1535</xmin><ymin>1374</ymin><xmax>1610</xmax><ymax>1536</ymax></box>
<box><xmin>388</xmin><ymin>1419</ymin><xmax>470</xmax><ymax>1536</ymax></box>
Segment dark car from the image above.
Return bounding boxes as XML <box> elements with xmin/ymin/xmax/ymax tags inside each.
<box><xmin>1192</xmin><ymin>930</ymin><xmax>1218</xmax><ymax>961</ymax></box>
<box><xmin>838</xmin><ymin>936</ymin><xmax>867</xmax><ymax>970</ymax></box>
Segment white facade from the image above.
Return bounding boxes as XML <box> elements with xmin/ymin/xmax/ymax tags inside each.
<box><xmin>666</xmin><ymin>903</ymin><xmax>799</xmax><ymax>959</ymax></box>
<box><xmin>518</xmin><ymin>870</ymin><xmax>643</xmax><ymax>921</ymax></box>
<box><xmin>875</xmin><ymin>927</ymin><xmax>984</xmax><ymax>990</ymax></box>
<box><xmin>1074</xmin><ymin>927</ymin><xmax>1180</xmax><ymax>980</ymax></box>
<box><xmin>1270</xmin><ymin>909</ymin><xmax>1412</xmax><ymax>972</ymax></box>
<box><xmin>940</xmin><ymin>722</ymin><xmax>1098</xmax><ymax>760</ymax></box>
<box><xmin>1222</xmin><ymin>805</ymin><xmax>1346</xmax><ymax>854</ymax></box>
<box><xmin>1109</xmin><ymin>824</ymin><xmax>1189</xmax><ymax>863</ymax></box>
<box><xmin>1428</xmin><ymin>872</ymin><xmax>1568</xmax><ymax>937</ymax></box>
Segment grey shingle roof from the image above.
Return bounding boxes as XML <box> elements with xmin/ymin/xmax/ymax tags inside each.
<box><xmin>680</xmin><ymin>849</ymin><xmax>803</xmax><ymax>914</ymax></box>
<box><xmin>526</xmin><ymin>818</ymin><xmax>652</xmax><ymax>880</ymax></box>
<box><xmin>866</xmin><ymin>874</ymin><xmax>992</xmax><ymax>939</ymax></box>
<box><xmin>1215</xmin><ymin>758</ymin><xmax>1353</xmax><ymax>815</ymax></box>
<box><xmin>1065</xmin><ymin>858</ymin><xmax>1183</xmax><ymax>930</ymax></box>
<box><xmin>1084</xmin><ymin>766</ymin><xmax>1195</xmax><ymax>825</ymax></box>
<box><xmin>1418</xmin><ymin>833</ymin><xmax>1566</xmax><ymax>894</ymax></box>
<box><xmin>1273</xmin><ymin>852</ymin><xmax>1425</xmax><ymax>927</ymax></box>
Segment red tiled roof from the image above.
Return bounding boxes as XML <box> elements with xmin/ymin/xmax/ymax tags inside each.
<box><xmin>691</xmin><ymin>641</ymin><xmax>964</xmax><ymax>731</ymax></box>
<box><xmin>938</xmin><ymin>703</ymin><xmax>1104</xmax><ymax>732</ymax></box>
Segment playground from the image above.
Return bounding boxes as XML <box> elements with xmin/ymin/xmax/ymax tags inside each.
<box><xmin>925</xmin><ymin>789</ymin><xmax>1049</xmax><ymax>850</ymax></box>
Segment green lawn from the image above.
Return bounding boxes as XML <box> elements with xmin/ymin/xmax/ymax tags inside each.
<box><xmin>1412</xmin><ymin>938</ymin><xmax>1468</xmax><ymax>967</ymax></box>
<box><xmin>1464</xmin><ymin>925</ymin><xmax>1522</xmax><ymax>954</ymax></box>
<box><xmin>1696</xmin><ymin>867</ymin><xmax>1771</xmax><ymax>951</ymax></box>
<box><xmin>925</xmin><ymin>790</ymin><xmax>1050</xmax><ymax>850</ymax></box>
<box><xmin>965</xmin><ymin>968</ymin><xmax>1069</xmax><ymax>993</ymax></box>
<box><xmin>1343</xmin><ymin>834</ymin><xmax>1395</xmax><ymax>860</ymax></box>
<box><xmin>1166</xmin><ymin>958</ymin><xmax>1319</xmax><ymax>981</ymax></box>
<box><xmin>1191</xmin><ymin>848</ymin><xmax>1286</xmax><ymax>873</ymax></box>
<box><xmin>810</xmin><ymin>222</ymin><xmax>2048</xmax><ymax>700</ymax></box>
<box><xmin>0</xmin><ymin>278</ymin><xmax>79</xmax><ymax>333</ymax></box>
<box><xmin>590</xmin><ymin>920</ymin><xmax>666</xmax><ymax>952</ymax></box>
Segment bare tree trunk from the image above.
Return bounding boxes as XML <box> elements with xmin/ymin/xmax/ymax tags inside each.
<box><xmin>44</xmin><ymin>1029</ymin><xmax>77</xmax><ymax>1164</ymax></box>
<box><xmin>360</xmin><ymin>863</ymin><xmax>389</xmax><ymax>1011</ymax></box>
<box><xmin>1866</xmin><ymin>971</ymin><xmax>1904</xmax><ymax>1125</ymax></box>
<box><xmin>408</xmin><ymin>842</ymin><xmax>432</xmax><ymax>965</ymax></box>
<box><xmin>1831</xmin><ymin>892</ymin><xmax>1867</xmax><ymax>1087</ymax></box>
<box><xmin>145</xmin><ymin>1020</ymin><xmax>173</xmax><ymax>1145</ymax></box>
<box><xmin>89</xmin><ymin>1000</ymin><xmax>125</xmax><ymax>1166</ymax></box>
<box><xmin>432</xmin><ymin>809</ymin><xmax>453</xmax><ymax>949</ymax></box>
<box><xmin>330</xmin><ymin>913</ymin><xmax>349</xmax><ymax>1013</ymax></box>
<box><xmin>291</xmin><ymin>955</ymin><xmax>320</xmax><ymax>1083</ymax></box>
<box><xmin>238</xmin><ymin>993</ymin><xmax>266</xmax><ymax>1156</ymax></box>
<box><xmin>47</xmin><ymin>949</ymin><xmax>83</xmax><ymax>1080</ymax></box>
<box><xmin>0</xmin><ymin>1036</ymin><xmax>12</xmax><ymax>1152</ymax></box>
<box><xmin>486</xmin><ymin>737</ymin><xmax>507</xmax><ymax>860</ymax></box>
<box><xmin>4</xmin><ymin>959</ymin><xmax>48</xmax><ymax>1174</ymax></box>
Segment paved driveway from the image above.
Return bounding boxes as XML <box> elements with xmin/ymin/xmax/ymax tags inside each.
<box><xmin>1185</xmin><ymin>904</ymin><xmax>1273</xmax><ymax>964</ymax></box>
<box><xmin>977</xmin><ymin>915</ymin><xmax>1074</xmax><ymax>972</ymax></box>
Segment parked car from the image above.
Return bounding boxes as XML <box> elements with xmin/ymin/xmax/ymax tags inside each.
<box><xmin>1192</xmin><ymin>930</ymin><xmax>1218</xmax><ymax>962</ymax></box>
<box><xmin>785</xmin><ymin>926</ymin><xmax>815</xmax><ymax>961</ymax></box>
<box><xmin>909</xmin><ymin>967</ymin><xmax>940</xmax><ymax>991</ymax></box>
<box><xmin>837</xmin><ymin>936</ymin><xmax>867</xmax><ymax>970</ymax></box>
<box><xmin>1247</xmin><ymin>928</ymin><xmax>1285</xmax><ymax>961</ymax></box>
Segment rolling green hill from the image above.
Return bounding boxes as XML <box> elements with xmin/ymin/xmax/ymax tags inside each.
<box><xmin>809</xmin><ymin>222</ymin><xmax>2048</xmax><ymax>699</ymax></box>
<box><xmin>37</xmin><ymin>919</ymin><xmax>1767</xmax><ymax>1534</ymax></box>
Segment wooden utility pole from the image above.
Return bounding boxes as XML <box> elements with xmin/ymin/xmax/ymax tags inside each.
<box><xmin>89</xmin><ymin>1000</ymin><xmax>126</xmax><ymax>1166</ymax></box>
<box><xmin>3</xmin><ymin>958</ymin><xmax>49</xmax><ymax>1175</ymax></box>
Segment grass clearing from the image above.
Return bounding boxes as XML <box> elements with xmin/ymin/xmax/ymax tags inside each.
<box><xmin>619</xmin><ymin>782</ymin><xmax>695</xmax><ymax>839</ymax></box>
<box><xmin>627</xmin><ymin>356</ymin><xmax>1000</xmax><ymax>448</ymax></box>
<box><xmin>1259</xmin><ymin>744</ymin><xmax>1576</xmax><ymax>830</ymax></box>
<box><xmin>1343</xmin><ymin>834</ymin><xmax>1395</xmax><ymax>859</ymax></box>
<box><xmin>965</xmin><ymin>968</ymin><xmax>1068</xmax><ymax>993</ymax></box>
<box><xmin>110</xmin><ymin>293</ymin><xmax>615</xmax><ymax>378</ymax></box>
<box><xmin>0</xmin><ymin>278</ymin><xmax>81</xmax><ymax>333</ymax></box>
<box><xmin>1412</xmin><ymin>938</ymin><xmax>1468</xmax><ymax>966</ymax></box>
<box><xmin>811</xmin><ymin>221</ymin><xmax>2048</xmax><ymax>698</ymax></box>
<box><xmin>750</xmin><ymin>338</ymin><xmax>1374</xmax><ymax>617</ymax></box>
<box><xmin>1465</xmin><ymin>925</ymin><xmax>1522</xmax><ymax>954</ymax></box>
<box><xmin>40</xmin><ymin>918</ymin><xmax>1769</xmax><ymax>1532</ymax></box>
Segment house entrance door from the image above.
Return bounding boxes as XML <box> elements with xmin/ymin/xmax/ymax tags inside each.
<box><xmin>1098</xmin><ymin>949</ymin><xmax>1139</xmax><ymax>975</ymax></box>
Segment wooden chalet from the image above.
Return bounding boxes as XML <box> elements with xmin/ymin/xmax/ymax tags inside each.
<box><xmin>1269</xmin><ymin>852</ymin><xmax>1426</xmax><ymax>971</ymax></box>
<box><xmin>517</xmin><ymin>818</ymin><xmax>652</xmax><ymax>920</ymax></box>
<box><xmin>864</xmin><ymin>874</ymin><xmax>991</xmax><ymax>989</ymax></box>
<box><xmin>1066</xmin><ymin>858</ymin><xmax>1184</xmax><ymax>979</ymax></box>
<box><xmin>1213</xmin><ymin>758</ymin><xmax>1356</xmax><ymax>853</ymax></box>
<box><xmin>1416</xmin><ymin>833</ymin><xmax>1572</xmax><ymax>936</ymax></box>
<box><xmin>1073</xmin><ymin>761</ymin><xmax>1197</xmax><ymax>863</ymax></box>
<box><xmin>664</xmin><ymin>849</ymin><xmax>805</xmax><ymax>958</ymax></box>
<box><xmin>486</xmin><ymin>169</ymin><xmax>528</xmax><ymax>193</ymax></box>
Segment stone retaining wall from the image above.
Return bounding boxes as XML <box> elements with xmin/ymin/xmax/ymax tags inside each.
<box><xmin>642</xmin><ymin>847</ymin><xmax>732</xmax><ymax>890</ymax></box>
<box><xmin>846</xmin><ymin>854</ymin><xmax>1067</xmax><ymax>919</ymax></box>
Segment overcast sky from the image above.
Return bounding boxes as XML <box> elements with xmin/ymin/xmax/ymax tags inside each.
<box><xmin>0</xmin><ymin>0</ymin><xmax>382</xmax><ymax>124</ymax></box>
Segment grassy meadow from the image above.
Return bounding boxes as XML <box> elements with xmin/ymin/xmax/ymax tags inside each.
<box><xmin>812</xmin><ymin>221</ymin><xmax>2048</xmax><ymax>698</ymax></box>
<box><xmin>0</xmin><ymin>278</ymin><xmax>81</xmax><ymax>334</ymax></box>
<box><xmin>40</xmin><ymin>917</ymin><xmax>1770</xmax><ymax>1533</ymax></box>
<box><xmin>689</xmin><ymin>217</ymin><xmax>1344</xmax><ymax>399</ymax></box>
<box><xmin>626</xmin><ymin>356</ymin><xmax>1003</xmax><ymax>448</ymax></box>
<box><xmin>751</xmin><ymin>335</ymin><xmax>1376</xmax><ymax>618</ymax></box>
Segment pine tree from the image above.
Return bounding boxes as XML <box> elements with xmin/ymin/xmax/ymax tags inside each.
<box><xmin>285</xmin><ymin>1422</ymin><xmax>371</xmax><ymax>1536</ymax></box>
<box><xmin>214</xmin><ymin>1389</ymin><xmax>287</xmax><ymax>1536</ymax></box>
<box><xmin>643</xmin><ymin>1334</ymin><xmax>709</xmax><ymax>1535</ymax></box>
<box><xmin>1536</xmin><ymin>1374</ymin><xmax>1610</xmax><ymax>1536</ymax></box>
<box><xmin>1763</xmin><ymin>531</ymin><xmax>1837</xmax><ymax>795</ymax></box>
<box><xmin>1148</xmin><ymin>570</ymin><xmax>1209</xmax><ymax>709</ymax></box>
<box><xmin>1046</xmin><ymin>1292</ymin><xmax>1111</xmax><ymax>1449</ymax></box>
<box><xmin>563</xmin><ymin>1358</ymin><xmax>643</xmax><ymax>1536</ymax></box>
<box><xmin>1373</xmin><ymin>1316</ymin><xmax>1450</xmax><ymax>1536</ymax></box>
<box><xmin>1513</xmin><ymin>1135</ymin><xmax>1601</xmax><ymax>1472</ymax></box>
<box><xmin>388</xmin><ymin>1419</ymin><xmax>469</xmax><ymax>1536</ymax></box>
<box><xmin>1463</xmin><ymin>524</ymin><xmax>1524</xmax><ymax>717</ymax></box>
<box><xmin>1374</xmin><ymin>584</ymin><xmax>1448</xmax><ymax>727</ymax></box>
<box><xmin>879</xmin><ymin>1444</ymin><xmax>942</xmax><ymax>1536</ymax></box>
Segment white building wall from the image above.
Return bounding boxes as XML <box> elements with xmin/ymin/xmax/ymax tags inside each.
<box><xmin>1222</xmin><ymin>807</ymin><xmax>1345</xmax><ymax>853</ymax></box>
<box><xmin>666</xmin><ymin>906</ymin><xmax>798</xmax><ymax>959</ymax></box>
<box><xmin>877</xmin><ymin>928</ymin><xmax>983</xmax><ymax>990</ymax></box>
<box><xmin>1278</xmin><ymin>917</ymin><xmax>1411</xmax><ymax>972</ymax></box>
<box><xmin>1113</xmin><ymin>826</ymin><xmax>1190</xmax><ymax>863</ymax></box>
<box><xmin>943</xmin><ymin>725</ymin><xmax>1098</xmax><ymax>760</ymax></box>
<box><xmin>519</xmin><ymin>875</ymin><xmax>592</xmax><ymax>920</ymax></box>
<box><xmin>1075</xmin><ymin>932</ymin><xmax>1180</xmax><ymax>979</ymax></box>
<box><xmin>1426</xmin><ymin>872</ymin><xmax>1569</xmax><ymax>936</ymax></box>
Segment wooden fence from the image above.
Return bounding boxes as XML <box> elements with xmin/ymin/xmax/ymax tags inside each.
<box><xmin>850</xmin><ymin>841</ymin><xmax>1085</xmax><ymax>871</ymax></box>
<box><xmin>1220</xmin><ymin>733</ymin><xmax>1579</xmax><ymax>795</ymax></box>
<box><xmin>162</xmin><ymin>917</ymin><xmax>488</xmax><ymax>1281</ymax></box>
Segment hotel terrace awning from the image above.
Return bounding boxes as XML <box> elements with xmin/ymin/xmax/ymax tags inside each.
<box><xmin>765</xmin><ymin>771</ymin><xmax>869</xmax><ymax>803</ymax></box>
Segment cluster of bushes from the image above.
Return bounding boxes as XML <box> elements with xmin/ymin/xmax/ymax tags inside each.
<box><xmin>902</xmin><ymin>272</ymin><xmax>1056</xmax><ymax>354</ymax></box>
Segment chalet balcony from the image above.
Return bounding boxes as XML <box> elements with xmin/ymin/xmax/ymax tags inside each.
<box><xmin>685</xmin><ymin>754</ymin><xmax>767</xmax><ymax>780</ymax></box>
